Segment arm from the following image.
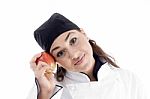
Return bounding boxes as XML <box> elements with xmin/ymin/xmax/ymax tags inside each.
<box><xmin>29</xmin><ymin>53</ymin><xmax>63</xmax><ymax>99</ymax></box>
<box><xmin>36</xmin><ymin>78</ymin><xmax>63</xmax><ymax>99</ymax></box>
<box><xmin>26</xmin><ymin>82</ymin><xmax>63</xmax><ymax>99</ymax></box>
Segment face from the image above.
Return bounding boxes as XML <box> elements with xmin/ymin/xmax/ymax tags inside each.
<box><xmin>50</xmin><ymin>29</ymin><xmax>95</xmax><ymax>73</ymax></box>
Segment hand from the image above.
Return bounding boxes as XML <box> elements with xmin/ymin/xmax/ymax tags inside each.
<box><xmin>30</xmin><ymin>53</ymin><xmax>56</xmax><ymax>93</ymax></box>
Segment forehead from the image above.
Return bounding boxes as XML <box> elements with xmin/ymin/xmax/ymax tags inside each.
<box><xmin>50</xmin><ymin>30</ymin><xmax>79</xmax><ymax>51</ymax></box>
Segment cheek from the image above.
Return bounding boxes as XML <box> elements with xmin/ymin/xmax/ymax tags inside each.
<box><xmin>56</xmin><ymin>57</ymin><xmax>72</xmax><ymax>69</ymax></box>
<box><xmin>80</xmin><ymin>41</ymin><xmax>93</xmax><ymax>53</ymax></box>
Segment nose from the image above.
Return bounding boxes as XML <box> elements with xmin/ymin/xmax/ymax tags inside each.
<box><xmin>68</xmin><ymin>48</ymin><xmax>80</xmax><ymax>61</ymax></box>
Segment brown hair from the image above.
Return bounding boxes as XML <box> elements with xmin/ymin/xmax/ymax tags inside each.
<box><xmin>56</xmin><ymin>39</ymin><xmax>119</xmax><ymax>82</ymax></box>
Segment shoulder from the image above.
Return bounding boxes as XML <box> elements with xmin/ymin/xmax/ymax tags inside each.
<box><xmin>103</xmin><ymin>62</ymin><xmax>137</xmax><ymax>79</ymax></box>
<box><xmin>100</xmin><ymin>63</ymin><xmax>140</xmax><ymax>83</ymax></box>
<box><xmin>115</xmin><ymin>67</ymin><xmax>138</xmax><ymax>80</ymax></box>
<box><xmin>110</xmin><ymin>64</ymin><xmax>142</xmax><ymax>86</ymax></box>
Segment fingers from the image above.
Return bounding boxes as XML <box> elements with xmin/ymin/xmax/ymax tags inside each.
<box><xmin>38</xmin><ymin>61</ymin><xmax>54</xmax><ymax>71</ymax></box>
<box><xmin>37</xmin><ymin>61</ymin><xmax>51</xmax><ymax>71</ymax></box>
<box><xmin>30</xmin><ymin>53</ymin><xmax>42</xmax><ymax>71</ymax></box>
<box><xmin>33</xmin><ymin>62</ymin><xmax>49</xmax><ymax>78</ymax></box>
<box><xmin>30</xmin><ymin>53</ymin><xmax>56</xmax><ymax>80</ymax></box>
<box><xmin>36</xmin><ymin>64</ymin><xmax>54</xmax><ymax>80</ymax></box>
<box><xmin>40</xmin><ymin>64</ymin><xmax>50</xmax><ymax>74</ymax></box>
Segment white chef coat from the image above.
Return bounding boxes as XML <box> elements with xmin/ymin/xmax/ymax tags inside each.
<box><xmin>26</xmin><ymin>63</ymin><xmax>147</xmax><ymax>99</ymax></box>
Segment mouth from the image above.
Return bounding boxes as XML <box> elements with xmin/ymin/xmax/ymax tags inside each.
<box><xmin>74</xmin><ymin>54</ymin><xmax>85</xmax><ymax>65</ymax></box>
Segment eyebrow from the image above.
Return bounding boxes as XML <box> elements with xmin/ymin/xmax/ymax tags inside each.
<box><xmin>51</xmin><ymin>32</ymin><xmax>74</xmax><ymax>53</ymax></box>
<box><xmin>65</xmin><ymin>32</ymin><xmax>74</xmax><ymax>41</ymax></box>
<box><xmin>51</xmin><ymin>46</ymin><xmax>60</xmax><ymax>53</ymax></box>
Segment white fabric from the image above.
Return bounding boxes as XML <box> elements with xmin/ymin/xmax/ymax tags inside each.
<box><xmin>27</xmin><ymin>63</ymin><xmax>148</xmax><ymax>99</ymax></box>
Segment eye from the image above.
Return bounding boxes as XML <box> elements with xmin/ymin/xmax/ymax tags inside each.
<box><xmin>56</xmin><ymin>50</ymin><xmax>65</xmax><ymax>57</ymax></box>
<box><xmin>70</xmin><ymin>37</ymin><xmax>77</xmax><ymax>45</ymax></box>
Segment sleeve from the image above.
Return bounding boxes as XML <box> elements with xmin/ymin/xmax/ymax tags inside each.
<box><xmin>26</xmin><ymin>78</ymin><xmax>63</xmax><ymax>99</ymax></box>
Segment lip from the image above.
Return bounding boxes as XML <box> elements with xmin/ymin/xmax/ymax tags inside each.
<box><xmin>74</xmin><ymin>54</ymin><xmax>85</xmax><ymax>65</ymax></box>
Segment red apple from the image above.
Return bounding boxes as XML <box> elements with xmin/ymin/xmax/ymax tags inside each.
<box><xmin>36</xmin><ymin>52</ymin><xmax>56</xmax><ymax>74</ymax></box>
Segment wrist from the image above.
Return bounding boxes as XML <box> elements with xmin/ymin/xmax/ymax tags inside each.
<box><xmin>38</xmin><ymin>89</ymin><xmax>54</xmax><ymax>99</ymax></box>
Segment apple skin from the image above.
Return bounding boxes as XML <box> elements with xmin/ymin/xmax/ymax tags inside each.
<box><xmin>36</xmin><ymin>52</ymin><xmax>56</xmax><ymax>74</ymax></box>
<box><xmin>36</xmin><ymin>52</ymin><xmax>55</xmax><ymax>65</ymax></box>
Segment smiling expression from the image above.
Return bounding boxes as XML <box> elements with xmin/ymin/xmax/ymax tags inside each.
<box><xmin>50</xmin><ymin>29</ymin><xmax>95</xmax><ymax>73</ymax></box>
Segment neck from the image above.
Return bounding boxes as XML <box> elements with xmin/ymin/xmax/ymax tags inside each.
<box><xmin>88</xmin><ymin>73</ymin><xmax>97</xmax><ymax>81</ymax></box>
<box><xmin>82</xmin><ymin>56</ymin><xmax>96</xmax><ymax>81</ymax></box>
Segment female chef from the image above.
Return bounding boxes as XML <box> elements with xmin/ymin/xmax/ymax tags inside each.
<box><xmin>28</xmin><ymin>13</ymin><xmax>147</xmax><ymax>99</ymax></box>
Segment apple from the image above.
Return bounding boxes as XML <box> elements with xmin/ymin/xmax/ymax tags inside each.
<box><xmin>36</xmin><ymin>52</ymin><xmax>56</xmax><ymax>77</ymax></box>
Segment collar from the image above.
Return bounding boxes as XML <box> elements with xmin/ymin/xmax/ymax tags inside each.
<box><xmin>93</xmin><ymin>53</ymin><xmax>105</xmax><ymax>81</ymax></box>
<box><xmin>64</xmin><ymin>53</ymin><xmax>116</xmax><ymax>84</ymax></box>
<box><xmin>65</xmin><ymin>53</ymin><xmax>104</xmax><ymax>82</ymax></box>
<box><xmin>64</xmin><ymin>62</ymin><xmax>119</xmax><ymax>85</ymax></box>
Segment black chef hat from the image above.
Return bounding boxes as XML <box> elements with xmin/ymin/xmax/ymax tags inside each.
<box><xmin>34</xmin><ymin>13</ymin><xmax>80</xmax><ymax>51</ymax></box>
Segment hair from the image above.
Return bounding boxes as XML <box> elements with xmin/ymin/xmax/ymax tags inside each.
<box><xmin>54</xmin><ymin>29</ymin><xmax>119</xmax><ymax>82</ymax></box>
<box><xmin>89</xmin><ymin>40</ymin><xmax>119</xmax><ymax>68</ymax></box>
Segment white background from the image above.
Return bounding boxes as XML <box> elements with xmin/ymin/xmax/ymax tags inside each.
<box><xmin>0</xmin><ymin>0</ymin><xmax>150</xmax><ymax>98</ymax></box>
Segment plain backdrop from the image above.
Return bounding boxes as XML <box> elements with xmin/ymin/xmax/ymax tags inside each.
<box><xmin>0</xmin><ymin>0</ymin><xmax>150</xmax><ymax>98</ymax></box>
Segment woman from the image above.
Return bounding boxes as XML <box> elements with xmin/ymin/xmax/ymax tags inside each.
<box><xmin>27</xmin><ymin>13</ymin><xmax>147</xmax><ymax>99</ymax></box>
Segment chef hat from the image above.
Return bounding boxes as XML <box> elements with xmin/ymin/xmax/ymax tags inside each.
<box><xmin>34</xmin><ymin>13</ymin><xmax>80</xmax><ymax>51</ymax></box>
